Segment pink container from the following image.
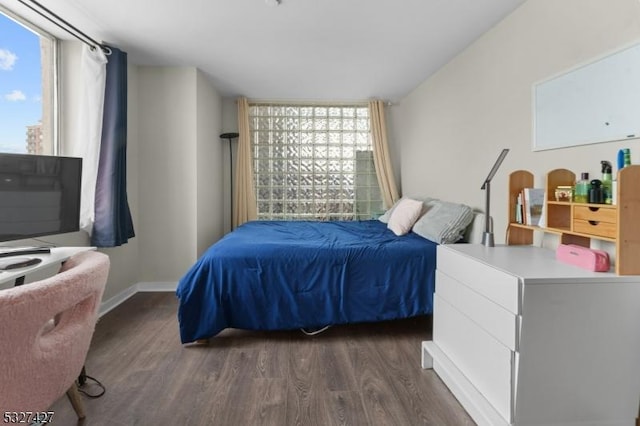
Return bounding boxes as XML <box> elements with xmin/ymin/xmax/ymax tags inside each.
<box><xmin>556</xmin><ymin>244</ymin><xmax>611</xmax><ymax>272</ymax></box>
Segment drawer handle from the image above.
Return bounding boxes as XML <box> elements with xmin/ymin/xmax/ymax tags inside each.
<box><xmin>588</xmin><ymin>206</ymin><xmax>600</xmax><ymax>212</ymax></box>
<box><xmin>588</xmin><ymin>220</ymin><xmax>600</xmax><ymax>226</ymax></box>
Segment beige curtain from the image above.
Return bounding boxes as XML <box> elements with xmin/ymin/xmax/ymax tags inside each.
<box><xmin>369</xmin><ymin>100</ymin><xmax>399</xmax><ymax>208</ymax></box>
<box><xmin>233</xmin><ymin>97</ymin><xmax>257</xmax><ymax>228</ymax></box>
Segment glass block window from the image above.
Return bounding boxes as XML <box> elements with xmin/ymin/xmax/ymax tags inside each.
<box><xmin>250</xmin><ymin>104</ymin><xmax>383</xmax><ymax>221</ymax></box>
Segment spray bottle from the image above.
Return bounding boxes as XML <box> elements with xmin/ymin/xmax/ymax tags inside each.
<box><xmin>601</xmin><ymin>160</ymin><xmax>612</xmax><ymax>204</ymax></box>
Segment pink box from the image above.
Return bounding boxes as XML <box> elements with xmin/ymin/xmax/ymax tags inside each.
<box><xmin>556</xmin><ymin>244</ymin><xmax>610</xmax><ymax>272</ymax></box>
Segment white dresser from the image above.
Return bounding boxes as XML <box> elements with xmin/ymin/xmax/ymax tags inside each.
<box><xmin>422</xmin><ymin>244</ymin><xmax>640</xmax><ymax>426</ymax></box>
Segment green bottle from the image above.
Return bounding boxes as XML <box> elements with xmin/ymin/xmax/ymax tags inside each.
<box><xmin>624</xmin><ymin>148</ymin><xmax>631</xmax><ymax>167</ymax></box>
<box><xmin>601</xmin><ymin>161</ymin><xmax>612</xmax><ymax>204</ymax></box>
<box><xmin>574</xmin><ymin>172</ymin><xmax>590</xmax><ymax>204</ymax></box>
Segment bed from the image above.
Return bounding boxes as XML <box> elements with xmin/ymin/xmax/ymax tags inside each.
<box><xmin>176</xmin><ymin>203</ymin><xmax>483</xmax><ymax>344</ymax></box>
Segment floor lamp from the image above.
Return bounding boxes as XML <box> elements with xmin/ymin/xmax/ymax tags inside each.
<box><xmin>220</xmin><ymin>132</ymin><xmax>239</xmax><ymax>229</ymax></box>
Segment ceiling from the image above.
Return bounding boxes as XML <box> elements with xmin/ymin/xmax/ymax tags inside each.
<box><xmin>2</xmin><ymin>0</ymin><xmax>527</xmax><ymax>102</ymax></box>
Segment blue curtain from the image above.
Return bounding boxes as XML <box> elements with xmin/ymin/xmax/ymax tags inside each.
<box><xmin>92</xmin><ymin>46</ymin><xmax>135</xmax><ymax>247</ymax></box>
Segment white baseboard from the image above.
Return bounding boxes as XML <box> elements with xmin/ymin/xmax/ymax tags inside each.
<box><xmin>99</xmin><ymin>281</ymin><xmax>177</xmax><ymax>317</ymax></box>
<box><xmin>137</xmin><ymin>281</ymin><xmax>178</xmax><ymax>292</ymax></box>
<box><xmin>99</xmin><ymin>286</ymin><xmax>137</xmax><ymax>317</ymax></box>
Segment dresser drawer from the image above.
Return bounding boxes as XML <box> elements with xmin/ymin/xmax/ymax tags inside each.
<box><xmin>572</xmin><ymin>218</ymin><xmax>617</xmax><ymax>239</ymax></box>
<box><xmin>436</xmin><ymin>270</ymin><xmax>519</xmax><ymax>351</ymax></box>
<box><xmin>434</xmin><ymin>294</ymin><xmax>513</xmax><ymax>423</ymax></box>
<box><xmin>572</xmin><ymin>205</ymin><xmax>616</xmax><ymax>223</ymax></box>
<box><xmin>437</xmin><ymin>246</ymin><xmax>520</xmax><ymax>314</ymax></box>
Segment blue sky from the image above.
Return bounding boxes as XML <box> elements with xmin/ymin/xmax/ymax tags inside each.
<box><xmin>0</xmin><ymin>12</ymin><xmax>42</xmax><ymax>153</ymax></box>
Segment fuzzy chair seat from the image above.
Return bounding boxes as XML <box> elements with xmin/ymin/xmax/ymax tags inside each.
<box><xmin>0</xmin><ymin>251</ymin><xmax>110</xmax><ymax>418</ymax></box>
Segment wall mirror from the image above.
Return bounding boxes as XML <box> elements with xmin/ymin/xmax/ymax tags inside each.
<box><xmin>533</xmin><ymin>41</ymin><xmax>640</xmax><ymax>151</ymax></box>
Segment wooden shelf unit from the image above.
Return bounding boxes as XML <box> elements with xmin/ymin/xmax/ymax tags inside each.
<box><xmin>507</xmin><ymin>170</ymin><xmax>533</xmax><ymax>245</ymax></box>
<box><xmin>507</xmin><ymin>165</ymin><xmax>640</xmax><ymax>275</ymax></box>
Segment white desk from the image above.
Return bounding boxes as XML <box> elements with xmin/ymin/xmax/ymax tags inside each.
<box><xmin>0</xmin><ymin>247</ymin><xmax>95</xmax><ymax>289</ymax></box>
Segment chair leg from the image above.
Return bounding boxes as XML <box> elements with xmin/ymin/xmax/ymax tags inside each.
<box><xmin>66</xmin><ymin>384</ymin><xmax>86</xmax><ymax>419</ymax></box>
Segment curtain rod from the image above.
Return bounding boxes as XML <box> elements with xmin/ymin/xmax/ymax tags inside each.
<box><xmin>16</xmin><ymin>0</ymin><xmax>110</xmax><ymax>55</ymax></box>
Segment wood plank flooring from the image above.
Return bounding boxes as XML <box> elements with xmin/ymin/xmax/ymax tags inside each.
<box><xmin>49</xmin><ymin>292</ymin><xmax>475</xmax><ymax>425</ymax></box>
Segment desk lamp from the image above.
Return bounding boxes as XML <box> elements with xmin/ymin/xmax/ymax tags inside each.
<box><xmin>480</xmin><ymin>148</ymin><xmax>509</xmax><ymax>247</ymax></box>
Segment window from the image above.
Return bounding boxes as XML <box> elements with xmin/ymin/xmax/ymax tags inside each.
<box><xmin>0</xmin><ymin>8</ymin><xmax>57</xmax><ymax>155</ymax></box>
<box><xmin>250</xmin><ymin>103</ymin><xmax>383</xmax><ymax>221</ymax></box>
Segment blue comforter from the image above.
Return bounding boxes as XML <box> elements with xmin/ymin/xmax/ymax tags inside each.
<box><xmin>176</xmin><ymin>220</ymin><xmax>437</xmax><ymax>343</ymax></box>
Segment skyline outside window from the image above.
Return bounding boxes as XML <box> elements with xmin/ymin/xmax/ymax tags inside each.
<box><xmin>0</xmin><ymin>10</ymin><xmax>56</xmax><ymax>155</ymax></box>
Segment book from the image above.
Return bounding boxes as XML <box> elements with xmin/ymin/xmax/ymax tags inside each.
<box><xmin>537</xmin><ymin>202</ymin><xmax>547</xmax><ymax>228</ymax></box>
<box><xmin>515</xmin><ymin>192</ymin><xmax>523</xmax><ymax>224</ymax></box>
<box><xmin>523</xmin><ymin>188</ymin><xmax>545</xmax><ymax>226</ymax></box>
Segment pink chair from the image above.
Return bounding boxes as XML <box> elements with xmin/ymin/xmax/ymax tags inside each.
<box><xmin>0</xmin><ymin>251</ymin><xmax>110</xmax><ymax>419</ymax></box>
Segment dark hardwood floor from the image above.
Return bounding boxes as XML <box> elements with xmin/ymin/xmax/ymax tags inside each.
<box><xmin>49</xmin><ymin>292</ymin><xmax>475</xmax><ymax>425</ymax></box>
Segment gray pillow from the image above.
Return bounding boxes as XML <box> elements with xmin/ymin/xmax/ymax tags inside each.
<box><xmin>411</xmin><ymin>200</ymin><xmax>474</xmax><ymax>244</ymax></box>
<box><xmin>378</xmin><ymin>196</ymin><xmax>436</xmax><ymax>224</ymax></box>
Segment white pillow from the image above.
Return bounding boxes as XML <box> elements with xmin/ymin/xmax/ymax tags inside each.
<box><xmin>378</xmin><ymin>198</ymin><xmax>404</xmax><ymax>223</ymax></box>
<box><xmin>387</xmin><ymin>198</ymin><xmax>424</xmax><ymax>236</ymax></box>
<box><xmin>378</xmin><ymin>196</ymin><xmax>435</xmax><ymax>223</ymax></box>
<box><xmin>412</xmin><ymin>200</ymin><xmax>474</xmax><ymax>244</ymax></box>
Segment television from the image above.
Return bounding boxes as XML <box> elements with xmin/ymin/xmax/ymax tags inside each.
<box><xmin>0</xmin><ymin>153</ymin><xmax>82</xmax><ymax>243</ymax></box>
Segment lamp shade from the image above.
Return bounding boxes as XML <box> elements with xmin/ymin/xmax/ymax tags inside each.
<box><xmin>220</xmin><ymin>132</ymin><xmax>239</xmax><ymax>139</ymax></box>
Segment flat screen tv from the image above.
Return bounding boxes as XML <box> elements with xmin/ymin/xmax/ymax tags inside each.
<box><xmin>0</xmin><ymin>153</ymin><xmax>82</xmax><ymax>243</ymax></box>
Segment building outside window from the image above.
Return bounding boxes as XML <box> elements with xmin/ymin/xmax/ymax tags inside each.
<box><xmin>250</xmin><ymin>103</ymin><xmax>383</xmax><ymax>221</ymax></box>
<box><xmin>0</xmin><ymin>8</ymin><xmax>57</xmax><ymax>155</ymax></box>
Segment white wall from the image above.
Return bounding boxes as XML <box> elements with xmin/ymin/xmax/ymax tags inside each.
<box><xmin>390</xmin><ymin>0</ymin><xmax>640</xmax><ymax>244</ymax></box>
<box><xmin>196</xmin><ymin>71</ymin><xmax>225</xmax><ymax>255</ymax></box>
<box><xmin>137</xmin><ymin>67</ymin><xmax>197</xmax><ymax>281</ymax></box>
<box><xmin>137</xmin><ymin>66</ymin><xmax>224</xmax><ymax>282</ymax></box>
